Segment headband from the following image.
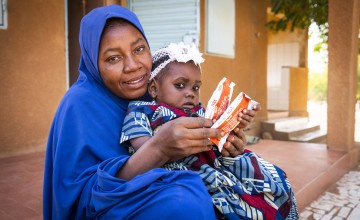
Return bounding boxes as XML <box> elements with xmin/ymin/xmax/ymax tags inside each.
<box><xmin>150</xmin><ymin>42</ymin><xmax>205</xmax><ymax>80</ymax></box>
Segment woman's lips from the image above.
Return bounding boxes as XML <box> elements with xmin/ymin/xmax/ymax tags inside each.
<box><xmin>122</xmin><ymin>74</ymin><xmax>149</xmax><ymax>90</ymax></box>
<box><xmin>124</xmin><ymin>74</ymin><xmax>146</xmax><ymax>85</ymax></box>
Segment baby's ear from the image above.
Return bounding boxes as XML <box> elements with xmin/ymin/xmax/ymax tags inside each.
<box><xmin>148</xmin><ymin>80</ymin><xmax>157</xmax><ymax>99</ymax></box>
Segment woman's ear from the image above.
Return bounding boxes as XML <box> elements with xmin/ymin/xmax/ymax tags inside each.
<box><xmin>148</xmin><ymin>80</ymin><xmax>157</xmax><ymax>100</ymax></box>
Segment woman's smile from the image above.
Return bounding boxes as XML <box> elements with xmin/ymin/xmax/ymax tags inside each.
<box><xmin>123</xmin><ymin>73</ymin><xmax>148</xmax><ymax>85</ymax></box>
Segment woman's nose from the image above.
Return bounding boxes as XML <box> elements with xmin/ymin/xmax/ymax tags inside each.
<box><xmin>123</xmin><ymin>55</ymin><xmax>140</xmax><ymax>73</ymax></box>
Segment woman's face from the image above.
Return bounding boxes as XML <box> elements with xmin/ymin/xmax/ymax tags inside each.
<box><xmin>98</xmin><ymin>22</ymin><xmax>152</xmax><ymax>99</ymax></box>
<box><xmin>150</xmin><ymin>61</ymin><xmax>202</xmax><ymax>111</ymax></box>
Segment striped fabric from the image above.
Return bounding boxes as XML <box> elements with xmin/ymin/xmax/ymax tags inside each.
<box><xmin>121</xmin><ymin>101</ymin><xmax>299</xmax><ymax>219</ymax></box>
<box><xmin>184</xmin><ymin>150</ymin><xmax>299</xmax><ymax>219</ymax></box>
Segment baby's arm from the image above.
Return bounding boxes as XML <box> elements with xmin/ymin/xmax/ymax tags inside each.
<box><xmin>130</xmin><ymin>136</ymin><xmax>152</xmax><ymax>151</ymax></box>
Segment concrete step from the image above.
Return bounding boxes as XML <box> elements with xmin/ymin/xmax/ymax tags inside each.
<box><xmin>261</xmin><ymin>117</ymin><xmax>327</xmax><ymax>143</ymax></box>
<box><xmin>267</xmin><ymin>110</ymin><xmax>289</xmax><ymax>120</ymax></box>
<box><xmin>262</xmin><ymin>117</ymin><xmax>309</xmax><ymax>133</ymax></box>
<box><xmin>276</xmin><ymin>122</ymin><xmax>320</xmax><ymax>138</ymax></box>
<box><xmin>289</xmin><ymin>129</ymin><xmax>327</xmax><ymax>143</ymax></box>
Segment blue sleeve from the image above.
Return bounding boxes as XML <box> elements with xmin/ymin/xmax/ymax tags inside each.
<box><xmin>120</xmin><ymin>110</ymin><xmax>153</xmax><ymax>143</ymax></box>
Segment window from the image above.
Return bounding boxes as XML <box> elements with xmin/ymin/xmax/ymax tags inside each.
<box><xmin>127</xmin><ymin>0</ymin><xmax>200</xmax><ymax>52</ymax></box>
<box><xmin>206</xmin><ymin>0</ymin><xmax>235</xmax><ymax>57</ymax></box>
<box><xmin>0</xmin><ymin>0</ymin><xmax>7</xmax><ymax>30</ymax></box>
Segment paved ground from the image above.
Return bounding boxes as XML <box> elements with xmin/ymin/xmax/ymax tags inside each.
<box><xmin>300</xmin><ymin>166</ymin><xmax>360</xmax><ymax>220</ymax></box>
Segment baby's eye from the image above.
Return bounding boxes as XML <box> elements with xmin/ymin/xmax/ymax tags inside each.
<box><xmin>175</xmin><ymin>83</ymin><xmax>185</xmax><ymax>89</ymax></box>
<box><xmin>193</xmin><ymin>86</ymin><xmax>200</xmax><ymax>91</ymax></box>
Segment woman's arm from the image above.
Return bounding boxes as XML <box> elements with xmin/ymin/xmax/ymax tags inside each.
<box><xmin>116</xmin><ymin>117</ymin><xmax>222</xmax><ymax>180</ymax></box>
<box><xmin>130</xmin><ymin>136</ymin><xmax>152</xmax><ymax>151</ymax></box>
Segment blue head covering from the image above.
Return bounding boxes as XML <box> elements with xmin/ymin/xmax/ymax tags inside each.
<box><xmin>43</xmin><ymin>5</ymin><xmax>150</xmax><ymax>219</ymax></box>
<box><xmin>43</xmin><ymin>5</ymin><xmax>216</xmax><ymax>220</ymax></box>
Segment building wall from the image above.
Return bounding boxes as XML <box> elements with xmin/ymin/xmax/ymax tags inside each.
<box><xmin>199</xmin><ymin>0</ymin><xmax>268</xmax><ymax>135</ymax></box>
<box><xmin>0</xmin><ymin>0</ymin><xmax>290</xmax><ymax>157</ymax></box>
<box><xmin>0</xmin><ymin>0</ymin><xmax>66</xmax><ymax>157</ymax></box>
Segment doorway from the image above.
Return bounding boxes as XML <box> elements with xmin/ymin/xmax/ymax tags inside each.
<box><xmin>67</xmin><ymin>0</ymin><xmax>108</xmax><ymax>86</ymax></box>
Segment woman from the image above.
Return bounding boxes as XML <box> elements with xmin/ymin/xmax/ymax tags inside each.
<box><xmin>43</xmin><ymin>5</ymin><xmax>258</xmax><ymax>219</ymax></box>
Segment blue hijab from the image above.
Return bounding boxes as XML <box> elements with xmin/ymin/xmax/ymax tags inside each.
<box><xmin>43</xmin><ymin>5</ymin><xmax>216</xmax><ymax>220</ymax></box>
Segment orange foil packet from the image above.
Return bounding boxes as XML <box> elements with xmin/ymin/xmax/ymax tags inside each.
<box><xmin>209</xmin><ymin>92</ymin><xmax>257</xmax><ymax>152</ymax></box>
<box><xmin>204</xmin><ymin>77</ymin><xmax>235</xmax><ymax>121</ymax></box>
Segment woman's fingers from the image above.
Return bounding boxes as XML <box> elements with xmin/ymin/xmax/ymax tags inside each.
<box><xmin>155</xmin><ymin>117</ymin><xmax>222</xmax><ymax>159</ymax></box>
<box><xmin>178</xmin><ymin>117</ymin><xmax>214</xmax><ymax>129</ymax></box>
<box><xmin>173</xmin><ymin>117</ymin><xmax>222</xmax><ymax>140</ymax></box>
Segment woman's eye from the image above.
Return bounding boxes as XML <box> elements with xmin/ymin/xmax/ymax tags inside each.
<box><xmin>107</xmin><ymin>56</ymin><xmax>121</xmax><ymax>63</ymax></box>
<box><xmin>135</xmin><ymin>46</ymin><xmax>145</xmax><ymax>53</ymax></box>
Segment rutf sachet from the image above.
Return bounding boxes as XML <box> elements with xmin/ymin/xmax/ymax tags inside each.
<box><xmin>205</xmin><ymin>77</ymin><xmax>258</xmax><ymax>151</ymax></box>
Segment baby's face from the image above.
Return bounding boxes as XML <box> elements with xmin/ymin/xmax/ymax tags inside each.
<box><xmin>155</xmin><ymin>62</ymin><xmax>201</xmax><ymax>111</ymax></box>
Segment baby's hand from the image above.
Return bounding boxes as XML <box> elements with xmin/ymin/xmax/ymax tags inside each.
<box><xmin>237</xmin><ymin>102</ymin><xmax>261</xmax><ymax>129</ymax></box>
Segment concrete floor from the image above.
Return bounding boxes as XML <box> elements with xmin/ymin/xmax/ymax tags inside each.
<box><xmin>0</xmin><ymin>151</ymin><xmax>43</xmax><ymax>219</ymax></box>
<box><xmin>248</xmin><ymin>140</ymin><xmax>354</xmax><ymax>213</ymax></box>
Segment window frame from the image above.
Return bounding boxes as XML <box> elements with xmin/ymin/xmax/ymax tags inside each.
<box><xmin>0</xmin><ymin>0</ymin><xmax>7</xmax><ymax>30</ymax></box>
<box><xmin>205</xmin><ymin>0</ymin><xmax>235</xmax><ymax>58</ymax></box>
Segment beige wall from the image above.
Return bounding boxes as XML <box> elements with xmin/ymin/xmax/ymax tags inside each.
<box><xmin>0</xmin><ymin>0</ymin><xmax>66</xmax><ymax>157</ymax></box>
<box><xmin>199</xmin><ymin>0</ymin><xmax>268</xmax><ymax>135</ymax></box>
<box><xmin>0</xmin><ymin>0</ymin><xmax>309</xmax><ymax>156</ymax></box>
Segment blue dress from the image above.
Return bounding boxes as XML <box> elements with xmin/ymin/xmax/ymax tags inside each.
<box><xmin>43</xmin><ymin>5</ymin><xmax>216</xmax><ymax>220</ymax></box>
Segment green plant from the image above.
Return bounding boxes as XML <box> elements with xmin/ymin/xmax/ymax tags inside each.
<box><xmin>268</xmin><ymin>0</ymin><xmax>360</xmax><ymax>102</ymax></box>
<box><xmin>267</xmin><ymin>0</ymin><xmax>328</xmax><ymax>47</ymax></box>
<box><xmin>308</xmin><ymin>70</ymin><xmax>328</xmax><ymax>102</ymax></box>
<box><xmin>358</xmin><ymin>55</ymin><xmax>360</xmax><ymax>100</ymax></box>
<box><xmin>267</xmin><ymin>0</ymin><xmax>328</xmax><ymax>32</ymax></box>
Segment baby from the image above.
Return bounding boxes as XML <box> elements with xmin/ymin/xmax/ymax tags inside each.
<box><xmin>120</xmin><ymin>42</ymin><xmax>298</xmax><ymax>219</ymax></box>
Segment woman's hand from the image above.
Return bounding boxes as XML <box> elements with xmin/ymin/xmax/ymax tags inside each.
<box><xmin>118</xmin><ymin>117</ymin><xmax>222</xmax><ymax>180</ymax></box>
<box><xmin>221</xmin><ymin>102</ymin><xmax>261</xmax><ymax>157</ymax></box>
<box><xmin>153</xmin><ymin>117</ymin><xmax>222</xmax><ymax>162</ymax></box>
